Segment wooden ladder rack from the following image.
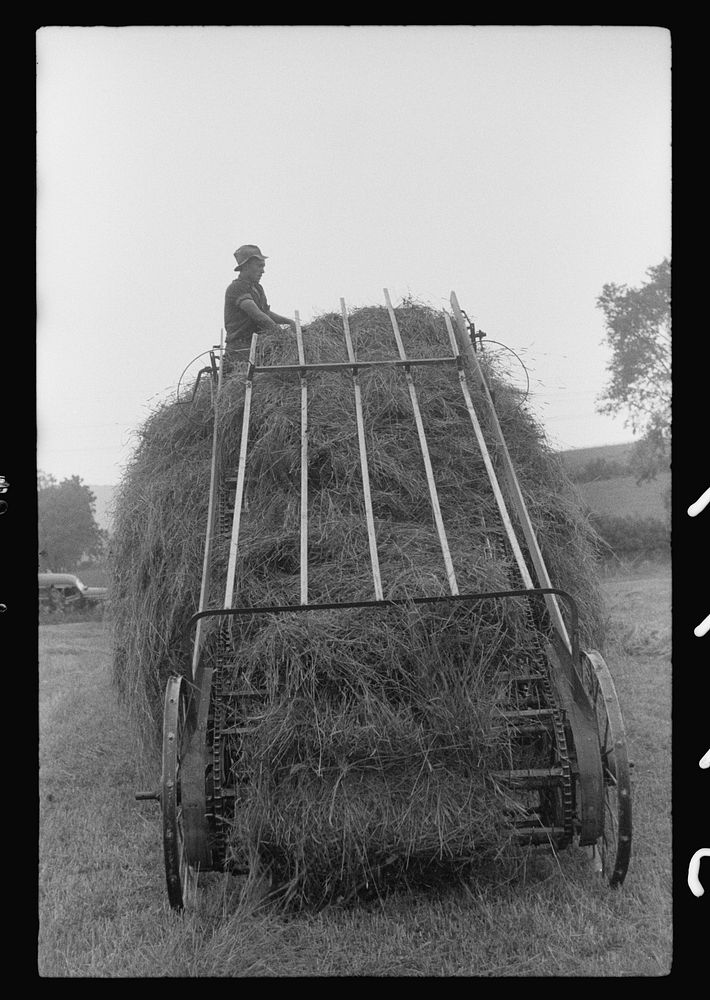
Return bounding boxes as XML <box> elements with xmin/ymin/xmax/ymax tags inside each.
<box><xmin>205</xmin><ymin>287</ymin><xmax>571</xmax><ymax>660</ymax></box>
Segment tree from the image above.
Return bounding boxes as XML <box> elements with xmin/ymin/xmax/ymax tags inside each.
<box><xmin>596</xmin><ymin>258</ymin><xmax>671</xmax><ymax>481</ymax></box>
<box><xmin>38</xmin><ymin>473</ymin><xmax>103</xmax><ymax>571</ymax></box>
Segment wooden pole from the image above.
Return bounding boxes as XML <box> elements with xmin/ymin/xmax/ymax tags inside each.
<box><xmin>191</xmin><ymin>330</ymin><xmax>225</xmax><ymax>679</ymax></box>
<box><xmin>450</xmin><ymin>291</ymin><xmax>571</xmax><ymax>652</ymax></box>
<box><xmin>384</xmin><ymin>288</ymin><xmax>459</xmax><ymax>596</ymax></box>
<box><xmin>341</xmin><ymin>298</ymin><xmax>383</xmax><ymax>600</ymax></box>
<box><xmin>224</xmin><ymin>333</ymin><xmax>258</xmax><ymax>610</ymax></box>
<box><xmin>442</xmin><ymin>311</ymin><xmax>535</xmax><ymax>590</ymax></box>
<box><xmin>295</xmin><ymin>312</ymin><xmax>309</xmax><ymax>605</ymax></box>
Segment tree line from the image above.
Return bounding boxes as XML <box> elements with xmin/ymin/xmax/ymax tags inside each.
<box><xmin>595</xmin><ymin>257</ymin><xmax>670</xmax><ymax>482</ymax></box>
<box><xmin>38</xmin><ymin>473</ymin><xmax>105</xmax><ymax>572</ymax></box>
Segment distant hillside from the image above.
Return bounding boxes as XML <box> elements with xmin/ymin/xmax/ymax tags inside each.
<box><xmin>576</xmin><ymin>473</ymin><xmax>670</xmax><ymax>520</ymax></box>
<box><xmin>556</xmin><ymin>442</ymin><xmax>670</xmax><ymax>519</ymax></box>
<box><xmin>557</xmin><ymin>442</ymin><xmax>636</xmax><ymax>472</ymax></box>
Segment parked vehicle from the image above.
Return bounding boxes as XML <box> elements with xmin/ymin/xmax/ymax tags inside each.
<box><xmin>38</xmin><ymin>572</ymin><xmax>107</xmax><ymax>611</ymax></box>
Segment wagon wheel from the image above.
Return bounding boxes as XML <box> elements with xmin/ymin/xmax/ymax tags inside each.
<box><xmin>162</xmin><ymin>674</ymin><xmax>198</xmax><ymax>911</ymax></box>
<box><xmin>580</xmin><ymin>650</ymin><xmax>632</xmax><ymax>887</ymax></box>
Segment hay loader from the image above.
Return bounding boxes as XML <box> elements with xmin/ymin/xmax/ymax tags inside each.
<box><xmin>136</xmin><ymin>290</ymin><xmax>632</xmax><ymax>911</ymax></box>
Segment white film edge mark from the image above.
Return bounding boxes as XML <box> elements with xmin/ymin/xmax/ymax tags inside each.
<box><xmin>687</xmin><ymin>487</ymin><xmax>710</xmax><ymax>517</ymax></box>
<box><xmin>688</xmin><ymin>849</ymin><xmax>710</xmax><ymax>897</ymax></box>
<box><xmin>688</xmin><ymin>493</ymin><xmax>710</xmax><ymax>896</ymax></box>
<box><xmin>689</xmin><ymin>491</ymin><xmax>710</xmax><ymax>635</ymax></box>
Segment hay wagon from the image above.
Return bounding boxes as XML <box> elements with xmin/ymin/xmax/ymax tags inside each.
<box><xmin>135</xmin><ymin>291</ymin><xmax>632</xmax><ymax>911</ymax></box>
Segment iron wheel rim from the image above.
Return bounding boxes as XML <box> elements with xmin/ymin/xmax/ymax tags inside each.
<box><xmin>580</xmin><ymin>650</ymin><xmax>632</xmax><ymax>887</ymax></box>
<box><xmin>162</xmin><ymin>674</ymin><xmax>198</xmax><ymax>910</ymax></box>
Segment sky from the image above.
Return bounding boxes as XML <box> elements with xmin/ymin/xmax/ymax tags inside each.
<box><xmin>36</xmin><ymin>25</ymin><xmax>672</xmax><ymax>486</ymax></box>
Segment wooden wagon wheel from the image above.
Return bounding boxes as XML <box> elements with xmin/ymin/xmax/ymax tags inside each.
<box><xmin>162</xmin><ymin>675</ymin><xmax>198</xmax><ymax>911</ymax></box>
<box><xmin>579</xmin><ymin>650</ymin><xmax>632</xmax><ymax>887</ymax></box>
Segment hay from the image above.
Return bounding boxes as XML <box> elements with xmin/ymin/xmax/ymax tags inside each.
<box><xmin>217</xmin><ymin>601</ymin><xmax>544</xmax><ymax>907</ymax></box>
<box><xmin>110</xmin><ymin>299</ymin><xmax>605</xmax><ymax>905</ymax></box>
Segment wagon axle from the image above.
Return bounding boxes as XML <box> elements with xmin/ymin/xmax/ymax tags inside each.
<box><xmin>134</xmin><ymin>790</ymin><xmax>161</xmax><ymax>802</ymax></box>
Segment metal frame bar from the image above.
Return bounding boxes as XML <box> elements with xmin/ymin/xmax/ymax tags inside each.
<box><xmin>450</xmin><ymin>290</ymin><xmax>571</xmax><ymax>652</ymax></box>
<box><xmin>383</xmin><ymin>288</ymin><xmax>459</xmax><ymax>596</ymax></box>
<box><xmin>295</xmin><ymin>312</ymin><xmax>309</xmax><ymax>604</ymax></box>
<box><xmin>191</xmin><ymin>332</ymin><xmax>224</xmax><ymax>679</ymax></box>
<box><xmin>341</xmin><ymin>298</ymin><xmax>383</xmax><ymax>600</ymax></box>
<box><xmin>185</xmin><ymin>587</ymin><xmax>580</xmax><ymax>668</ymax></box>
<box><xmin>251</xmin><ymin>356</ymin><xmax>459</xmax><ymax>375</ymax></box>
<box><xmin>224</xmin><ymin>333</ymin><xmax>258</xmax><ymax>609</ymax></box>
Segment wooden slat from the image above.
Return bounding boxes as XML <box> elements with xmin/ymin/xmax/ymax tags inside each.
<box><xmin>224</xmin><ymin>333</ymin><xmax>258</xmax><ymax>610</ymax></box>
<box><xmin>341</xmin><ymin>298</ymin><xmax>383</xmax><ymax>600</ymax></box>
<box><xmin>450</xmin><ymin>291</ymin><xmax>571</xmax><ymax>652</ymax></box>
<box><xmin>295</xmin><ymin>312</ymin><xmax>308</xmax><ymax>604</ymax></box>
<box><xmin>383</xmin><ymin>288</ymin><xmax>459</xmax><ymax>596</ymax></box>
<box><xmin>191</xmin><ymin>330</ymin><xmax>224</xmax><ymax>679</ymax></box>
<box><xmin>442</xmin><ymin>312</ymin><xmax>534</xmax><ymax>590</ymax></box>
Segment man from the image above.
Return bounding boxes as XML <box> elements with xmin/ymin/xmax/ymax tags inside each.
<box><xmin>223</xmin><ymin>244</ymin><xmax>296</xmax><ymax>375</ymax></box>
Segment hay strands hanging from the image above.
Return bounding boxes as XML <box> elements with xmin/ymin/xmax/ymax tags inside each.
<box><xmin>133</xmin><ymin>289</ymin><xmax>632</xmax><ymax>911</ymax></box>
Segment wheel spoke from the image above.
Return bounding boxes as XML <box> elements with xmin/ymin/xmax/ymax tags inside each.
<box><xmin>603</xmin><ymin>764</ymin><xmax>618</xmax><ymax>787</ymax></box>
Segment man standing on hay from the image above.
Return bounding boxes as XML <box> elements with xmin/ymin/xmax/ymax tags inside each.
<box><xmin>223</xmin><ymin>244</ymin><xmax>297</xmax><ymax>376</ymax></box>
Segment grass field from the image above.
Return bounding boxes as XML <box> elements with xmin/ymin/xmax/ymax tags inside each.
<box><xmin>557</xmin><ymin>443</ymin><xmax>636</xmax><ymax>474</ymax></box>
<box><xmin>37</xmin><ymin>565</ymin><xmax>671</xmax><ymax>977</ymax></box>
<box><xmin>576</xmin><ymin>473</ymin><xmax>670</xmax><ymax>521</ymax></box>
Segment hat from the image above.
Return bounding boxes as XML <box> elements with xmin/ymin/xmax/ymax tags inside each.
<box><xmin>233</xmin><ymin>244</ymin><xmax>269</xmax><ymax>270</ymax></box>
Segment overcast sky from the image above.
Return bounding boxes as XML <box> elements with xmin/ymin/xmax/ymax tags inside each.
<box><xmin>36</xmin><ymin>25</ymin><xmax>671</xmax><ymax>486</ymax></box>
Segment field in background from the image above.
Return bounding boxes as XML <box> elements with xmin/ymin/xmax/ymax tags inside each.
<box><xmin>576</xmin><ymin>473</ymin><xmax>670</xmax><ymax>521</ymax></box>
<box><xmin>556</xmin><ymin>443</ymin><xmax>669</xmax><ymax>521</ymax></box>
<box><xmin>38</xmin><ymin>566</ymin><xmax>671</xmax><ymax>977</ymax></box>
<box><xmin>558</xmin><ymin>442</ymin><xmax>636</xmax><ymax>474</ymax></box>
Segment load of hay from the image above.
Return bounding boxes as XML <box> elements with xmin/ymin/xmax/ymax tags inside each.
<box><xmin>111</xmin><ymin>300</ymin><xmax>604</xmax><ymax>907</ymax></box>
